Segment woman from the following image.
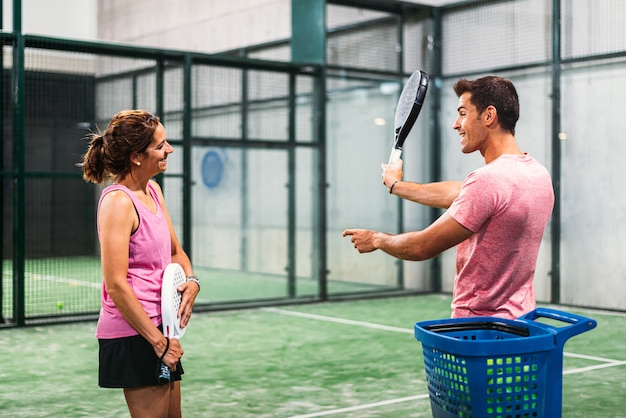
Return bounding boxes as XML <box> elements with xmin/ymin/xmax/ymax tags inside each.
<box><xmin>80</xmin><ymin>110</ymin><xmax>199</xmax><ymax>417</ymax></box>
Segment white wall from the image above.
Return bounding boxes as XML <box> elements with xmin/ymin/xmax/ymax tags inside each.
<box><xmin>2</xmin><ymin>0</ymin><xmax>289</xmax><ymax>54</ymax></box>
<box><xmin>97</xmin><ymin>0</ymin><xmax>291</xmax><ymax>54</ymax></box>
<box><xmin>2</xmin><ymin>0</ymin><xmax>97</xmax><ymax>40</ymax></box>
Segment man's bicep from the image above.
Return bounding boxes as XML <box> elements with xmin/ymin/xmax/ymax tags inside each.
<box><xmin>421</xmin><ymin>212</ymin><xmax>473</xmax><ymax>258</ymax></box>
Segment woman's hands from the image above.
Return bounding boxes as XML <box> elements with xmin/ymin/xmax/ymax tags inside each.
<box><xmin>156</xmin><ymin>336</ymin><xmax>184</xmax><ymax>371</ymax></box>
<box><xmin>177</xmin><ymin>280</ymin><xmax>199</xmax><ymax>329</ymax></box>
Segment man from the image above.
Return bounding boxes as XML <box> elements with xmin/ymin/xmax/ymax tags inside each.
<box><xmin>343</xmin><ymin>76</ymin><xmax>554</xmax><ymax>319</ymax></box>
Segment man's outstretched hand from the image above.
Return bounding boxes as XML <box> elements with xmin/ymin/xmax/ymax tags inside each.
<box><xmin>342</xmin><ymin>229</ymin><xmax>378</xmax><ymax>253</ymax></box>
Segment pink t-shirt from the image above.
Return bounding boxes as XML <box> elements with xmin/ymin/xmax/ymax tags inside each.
<box><xmin>95</xmin><ymin>182</ymin><xmax>172</xmax><ymax>339</ymax></box>
<box><xmin>447</xmin><ymin>154</ymin><xmax>554</xmax><ymax>319</ymax></box>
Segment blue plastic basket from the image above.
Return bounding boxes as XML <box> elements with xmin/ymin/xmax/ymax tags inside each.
<box><xmin>414</xmin><ymin>308</ymin><xmax>597</xmax><ymax>418</ymax></box>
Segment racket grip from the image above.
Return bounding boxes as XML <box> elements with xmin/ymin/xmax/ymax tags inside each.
<box><xmin>157</xmin><ymin>361</ymin><xmax>171</xmax><ymax>384</ymax></box>
<box><xmin>388</xmin><ymin>148</ymin><xmax>402</xmax><ymax>165</ymax></box>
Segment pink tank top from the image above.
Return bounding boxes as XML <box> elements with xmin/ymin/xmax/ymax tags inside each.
<box><xmin>95</xmin><ymin>182</ymin><xmax>172</xmax><ymax>339</ymax></box>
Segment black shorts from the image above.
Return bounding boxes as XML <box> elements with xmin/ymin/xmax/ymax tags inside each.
<box><xmin>98</xmin><ymin>330</ymin><xmax>184</xmax><ymax>388</ymax></box>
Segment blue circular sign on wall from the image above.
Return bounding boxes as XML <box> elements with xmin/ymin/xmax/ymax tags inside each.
<box><xmin>201</xmin><ymin>150</ymin><xmax>224</xmax><ymax>189</ymax></box>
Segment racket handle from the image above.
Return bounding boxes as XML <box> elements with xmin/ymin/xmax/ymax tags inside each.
<box><xmin>388</xmin><ymin>148</ymin><xmax>402</xmax><ymax>165</ymax></box>
<box><xmin>157</xmin><ymin>361</ymin><xmax>171</xmax><ymax>384</ymax></box>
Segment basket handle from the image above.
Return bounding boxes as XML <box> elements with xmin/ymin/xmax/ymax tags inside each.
<box><xmin>517</xmin><ymin>307</ymin><xmax>597</xmax><ymax>346</ymax></box>
<box><xmin>425</xmin><ymin>321</ymin><xmax>530</xmax><ymax>336</ymax></box>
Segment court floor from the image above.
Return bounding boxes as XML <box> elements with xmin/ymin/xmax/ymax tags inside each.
<box><xmin>0</xmin><ymin>294</ymin><xmax>624</xmax><ymax>417</ymax></box>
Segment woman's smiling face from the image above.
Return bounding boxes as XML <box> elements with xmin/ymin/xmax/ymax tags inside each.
<box><xmin>139</xmin><ymin>123</ymin><xmax>173</xmax><ymax>174</ymax></box>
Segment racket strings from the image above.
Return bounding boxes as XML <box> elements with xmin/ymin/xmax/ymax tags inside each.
<box><xmin>172</xmin><ymin>270</ymin><xmax>186</xmax><ymax>311</ymax></box>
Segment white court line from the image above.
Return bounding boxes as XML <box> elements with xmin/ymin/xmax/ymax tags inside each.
<box><xmin>262</xmin><ymin>307</ymin><xmax>413</xmax><ymax>334</ymax></box>
<box><xmin>262</xmin><ymin>307</ymin><xmax>626</xmax><ymax>418</ymax></box>
<box><xmin>562</xmin><ymin>351</ymin><xmax>620</xmax><ymax>363</ymax></box>
<box><xmin>287</xmin><ymin>394</ymin><xmax>430</xmax><ymax>418</ymax></box>
<box><xmin>263</xmin><ymin>307</ymin><xmax>624</xmax><ymax>364</ymax></box>
<box><xmin>28</xmin><ymin>272</ymin><xmax>101</xmax><ymax>289</ymax></box>
<box><xmin>563</xmin><ymin>360</ymin><xmax>626</xmax><ymax>375</ymax></box>
<box><xmin>540</xmin><ymin>303</ymin><xmax>626</xmax><ymax>318</ymax></box>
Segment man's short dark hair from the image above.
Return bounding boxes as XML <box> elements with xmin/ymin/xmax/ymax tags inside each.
<box><xmin>453</xmin><ymin>76</ymin><xmax>520</xmax><ymax>135</ymax></box>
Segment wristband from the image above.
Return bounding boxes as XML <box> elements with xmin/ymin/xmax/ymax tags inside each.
<box><xmin>159</xmin><ymin>337</ymin><xmax>170</xmax><ymax>361</ymax></box>
<box><xmin>186</xmin><ymin>275</ymin><xmax>200</xmax><ymax>290</ymax></box>
<box><xmin>389</xmin><ymin>180</ymin><xmax>400</xmax><ymax>194</ymax></box>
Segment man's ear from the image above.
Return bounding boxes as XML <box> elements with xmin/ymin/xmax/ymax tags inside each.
<box><xmin>484</xmin><ymin>105</ymin><xmax>498</xmax><ymax>127</ymax></box>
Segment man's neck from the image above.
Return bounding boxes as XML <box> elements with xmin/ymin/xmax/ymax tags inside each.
<box><xmin>483</xmin><ymin>133</ymin><xmax>523</xmax><ymax>164</ymax></box>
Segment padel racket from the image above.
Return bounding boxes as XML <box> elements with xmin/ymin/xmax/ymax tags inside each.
<box><xmin>388</xmin><ymin>70</ymin><xmax>430</xmax><ymax>165</ymax></box>
<box><xmin>157</xmin><ymin>263</ymin><xmax>187</xmax><ymax>384</ymax></box>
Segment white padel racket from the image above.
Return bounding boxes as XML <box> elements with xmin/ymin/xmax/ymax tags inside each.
<box><xmin>157</xmin><ymin>263</ymin><xmax>187</xmax><ymax>384</ymax></box>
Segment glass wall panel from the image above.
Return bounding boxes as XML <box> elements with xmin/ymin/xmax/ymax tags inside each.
<box><xmin>326</xmin><ymin>75</ymin><xmax>406</xmax><ymax>291</ymax></box>
<box><xmin>560</xmin><ymin>59</ymin><xmax>626</xmax><ymax>310</ymax></box>
<box><xmin>190</xmin><ymin>147</ymin><xmax>292</xmax><ymax>302</ymax></box>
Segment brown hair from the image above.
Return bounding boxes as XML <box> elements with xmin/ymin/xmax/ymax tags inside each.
<box><xmin>453</xmin><ymin>76</ymin><xmax>520</xmax><ymax>135</ymax></box>
<box><xmin>79</xmin><ymin>110</ymin><xmax>160</xmax><ymax>183</ymax></box>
